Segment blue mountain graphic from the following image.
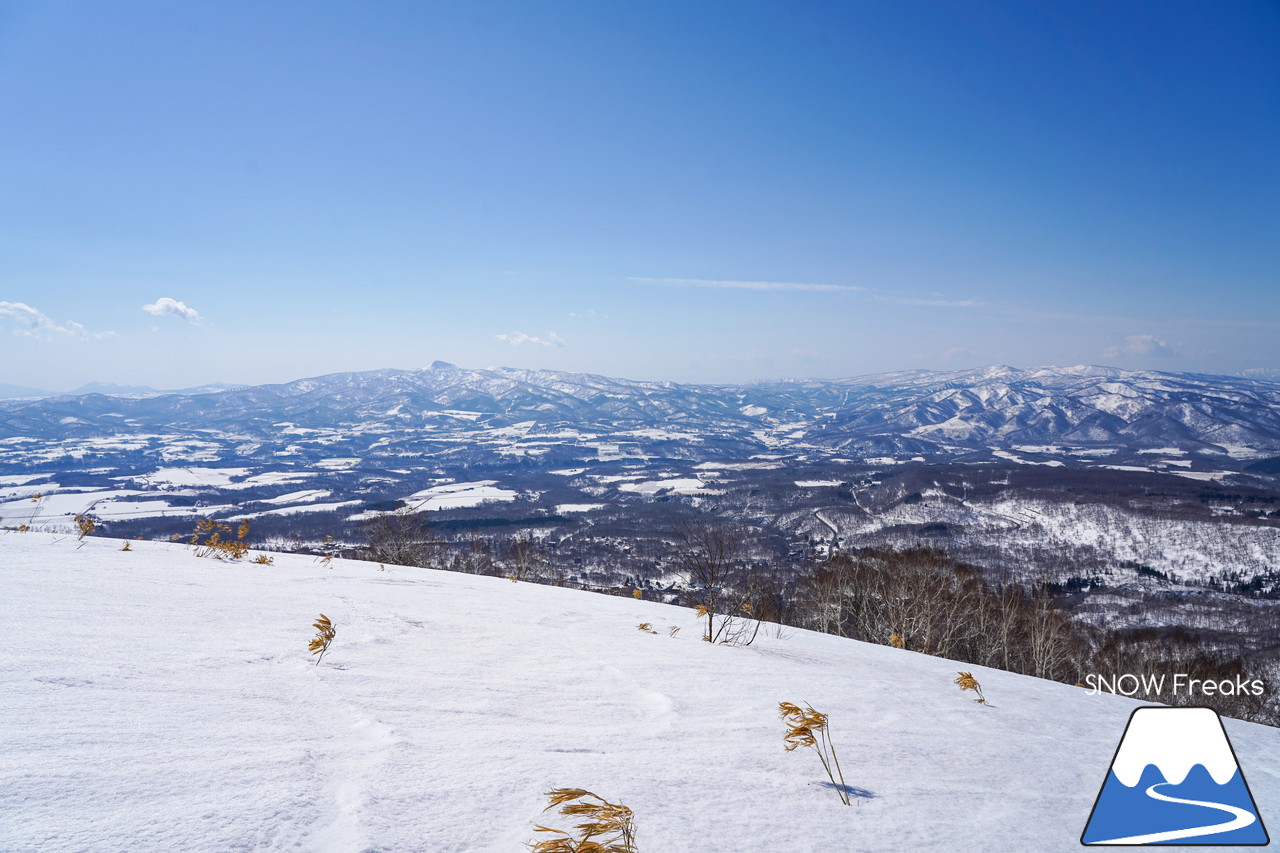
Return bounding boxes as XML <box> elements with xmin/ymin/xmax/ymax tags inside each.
<box><xmin>1083</xmin><ymin>763</ymin><xmax>1268</xmax><ymax>845</ymax></box>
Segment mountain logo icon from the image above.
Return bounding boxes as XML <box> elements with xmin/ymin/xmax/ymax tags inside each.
<box><xmin>1082</xmin><ymin>706</ymin><xmax>1269</xmax><ymax>846</ymax></box>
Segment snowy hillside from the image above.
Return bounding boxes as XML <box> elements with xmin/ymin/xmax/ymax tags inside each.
<box><xmin>4</xmin><ymin>532</ymin><xmax>1279</xmax><ymax>852</ymax></box>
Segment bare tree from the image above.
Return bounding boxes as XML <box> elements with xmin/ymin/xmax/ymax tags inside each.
<box><xmin>448</xmin><ymin>533</ymin><xmax>495</xmax><ymax>575</ymax></box>
<box><xmin>796</xmin><ymin>555</ymin><xmax>855</xmax><ymax>637</ymax></box>
<box><xmin>671</xmin><ymin>517</ymin><xmax>762</xmax><ymax>644</ymax></box>
<box><xmin>791</xmin><ymin>547</ymin><xmax>1092</xmax><ymax>685</ymax></box>
<box><xmin>502</xmin><ymin>533</ymin><xmax>550</xmax><ymax>581</ymax></box>
<box><xmin>357</xmin><ymin>507</ymin><xmax>440</xmax><ymax>568</ymax></box>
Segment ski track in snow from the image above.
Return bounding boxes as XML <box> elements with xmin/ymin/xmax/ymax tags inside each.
<box><xmin>1089</xmin><ymin>782</ymin><xmax>1257</xmax><ymax>845</ymax></box>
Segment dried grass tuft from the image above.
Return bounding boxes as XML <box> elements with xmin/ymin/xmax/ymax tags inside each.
<box><xmin>954</xmin><ymin>671</ymin><xmax>990</xmax><ymax>705</ymax></box>
<box><xmin>529</xmin><ymin>788</ymin><xmax>637</xmax><ymax>852</ymax></box>
<box><xmin>74</xmin><ymin>514</ymin><xmax>96</xmax><ymax>540</ymax></box>
<box><xmin>779</xmin><ymin>701</ymin><xmax>851</xmax><ymax>805</ymax></box>
<box><xmin>309</xmin><ymin>614</ymin><xmax>336</xmax><ymax>665</ymax></box>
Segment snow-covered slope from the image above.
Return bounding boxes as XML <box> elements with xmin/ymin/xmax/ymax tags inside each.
<box><xmin>4</xmin><ymin>533</ymin><xmax>1278</xmax><ymax>852</ymax></box>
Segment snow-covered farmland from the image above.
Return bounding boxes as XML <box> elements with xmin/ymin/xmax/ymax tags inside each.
<box><xmin>244</xmin><ymin>501</ymin><xmax>364</xmax><ymax>519</ymax></box>
<box><xmin>404</xmin><ymin>480</ymin><xmax>518</xmax><ymax>511</ymax></box>
<box><xmin>129</xmin><ymin>467</ymin><xmax>253</xmax><ymax>488</ymax></box>
<box><xmin>617</xmin><ymin>477</ymin><xmax>712</xmax><ymax>496</ymax></box>
<box><xmin>315</xmin><ymin>458</ymin><xmax>362</xmax><ymax>470</ymax></box>
<box><xmin>6</xmin><ymin>533</ymin><xmax>1278</xmax><ymax>851</ymax></box>
<box><xmin>0</xmin><ymin>490</ymin><xmax>140</xmax><ymax>527</ymax></box>
<box><xmin>261</xmin><ymin>489</ymin><xmax>333</xmax><ymax>506</ymax></box>
<box><xmin>226</xmin><ymin>471</ymin><xmax>321</xmax><ymax>489</ymax></box>
<box><xmin>555</xmin><ymin>503</ymin><xmax>607</xmax><ymax>514</ymax></box>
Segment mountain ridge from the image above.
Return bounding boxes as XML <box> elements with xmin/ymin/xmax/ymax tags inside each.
<box><xmin>4</xmin><ymin>363</ymin><xmax>1280</xmax><ymax>461</ymax></box>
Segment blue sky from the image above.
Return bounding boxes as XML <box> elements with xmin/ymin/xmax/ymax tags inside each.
<box><xmin>2</xmin><ymin>1</ymin><xmax>1278</xmax><ymax>389</ymax></box>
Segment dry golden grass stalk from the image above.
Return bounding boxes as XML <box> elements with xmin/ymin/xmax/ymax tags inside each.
<box><xmin>954</xmin><ymin>671</ymin><xmax>990</xmax><ymax>705</ymax></box>
<box><xmin>252</xmin><ymin>554</ymin><xmax>274</xmax><ymax>565</ymax></box>
<box><xmin>74</xmin><ymin>514</ymin><xmax>96</xmax><ymax>540</ymax></box>
<box><xmin>119</xmin><ymin>541</ymin><xmax>131</xmax><ymax>551</ymax></box>
<box><xmin>636</xmin><ymin>622</ymin><xmax>657</xmax><ymax>634</ymax></box>
<box><xmin>309</xmin><ymin>614</ymin><xmax>336</xmax><ymax>665</ymax></box>
<box><xmin>529</xmin><ymin>788</ymin><xmax>637</xmax><ymax>853</ymax></box>
<box><xmin>779</xmin><ymin>701</ymin><xmax>851</xmax><ymax>806</ymax></box>
<box><xmin>188</xmin><ymin>517</ymin><xmax>251</xmax><ymax>559</ymax></box>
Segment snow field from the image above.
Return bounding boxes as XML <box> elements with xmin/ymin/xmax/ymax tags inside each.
<box><xmin>403</xmin><ymin>481</ymin><xmax>518</xmax><ymax>512</ymax></box>
<box><xmin>3</xmin><ymin>532</ymin><xmax>1278</xmax><ymax>852</ymax></box>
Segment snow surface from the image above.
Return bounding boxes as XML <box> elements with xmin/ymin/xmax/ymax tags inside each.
<box><xmin>131</xmin><ymin>467</ymin><xmax>253</xmax><ymax>487</ymax></box>
<box><xmin>244</xmin><ymin>501</ymin><xmax>363</xmax><ymax>519</ymax></box>
<box><xmin>0</xmin><ymin>490</ymin><xmax>148</xmax><ymax>529</ymax></box>
<box><xmin>262</xmin><ymin>489</ymin><xmax>333</xmax><ymax>505</ymax></box>
<box><xmin>3</xmin><ymin>533</ymin><xmax>1278</xmax><ymax>852</ymax></box>
<box><xmin>554</xmin><ymin>503</ymin><xmax>607</xmax><ymax>513</ymax></box>
<box><xmin>225</xmin><ymin>471</ymin><xmax>320</xmax><ymax>489</ymax></box>
<box><xmin>617</xmin><ymin>478</ymin><xmax>709</xmax><ymax>495</ymax></box>
<box><xmin>404</xmin><ymin>481</ymin><xmax>518</xmax><ymax>511</ymax></box>
<box><xmin>315</xmin><ymin>458</ymin><xmax>362</xmax><ymax>470</ymax></box>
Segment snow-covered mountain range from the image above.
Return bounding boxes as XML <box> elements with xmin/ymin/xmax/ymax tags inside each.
<box><xmin>5</xmin><ymin>362</ymin><xmax>1280</xmax><ymax>462</ymax></box>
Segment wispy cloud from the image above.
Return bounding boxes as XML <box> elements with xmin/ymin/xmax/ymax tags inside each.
<box><xmin>1105</xmin><ymin>334</ymin><xmax>1178</xmax><ymax>359</ymax></box>
<box><xmin>631</xmin><ymin>276</ymin><xmax>990</xmax><ymax>308</ymax></box>
<box><xmin>142</xmin><ymin>297</ymin><xmax>202</xmax><ymax>324</ymax></box>
<box><xmin>629</xmin><ymin>276</ymin><xmax>863</xmax><ymax>293</ymax></box>
<box><xmin>878</xmin><ymin>295</ymin><xmax>983</xmax><ymax>307</ymax></box>
<box><xmin>496</xmin><ymin>331</ymin><xmax>566</xmax><ymax>348</ymax></box>
<box><xmin>0</xmin><ymin>301</ymin><xmax>112</xmax><ymax>340</ymax></box>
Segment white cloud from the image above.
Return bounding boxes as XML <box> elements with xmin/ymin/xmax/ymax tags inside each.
<box><xmin>496</xmin><ymin>331</ymin><xmax>566</xmax><ymax>348</ymax></box>
<box><xmin>629</xmin><ymin>276</ymin><xmax>863</xmax><ymax>293</ymax></box>
<box><xmin>0</xmin><ymin>301</ymin><xmax>112</xmax><ymax>340</ymax></box>
<box><xmin>1105</xmin><ymin>334</ymin><xmax>1178</xmax><ymax>359</ymax></box>
<box><xmin>142</xmin><ymin>297</ymin><xmax>202</xmax><ymax>324</ymax></box>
